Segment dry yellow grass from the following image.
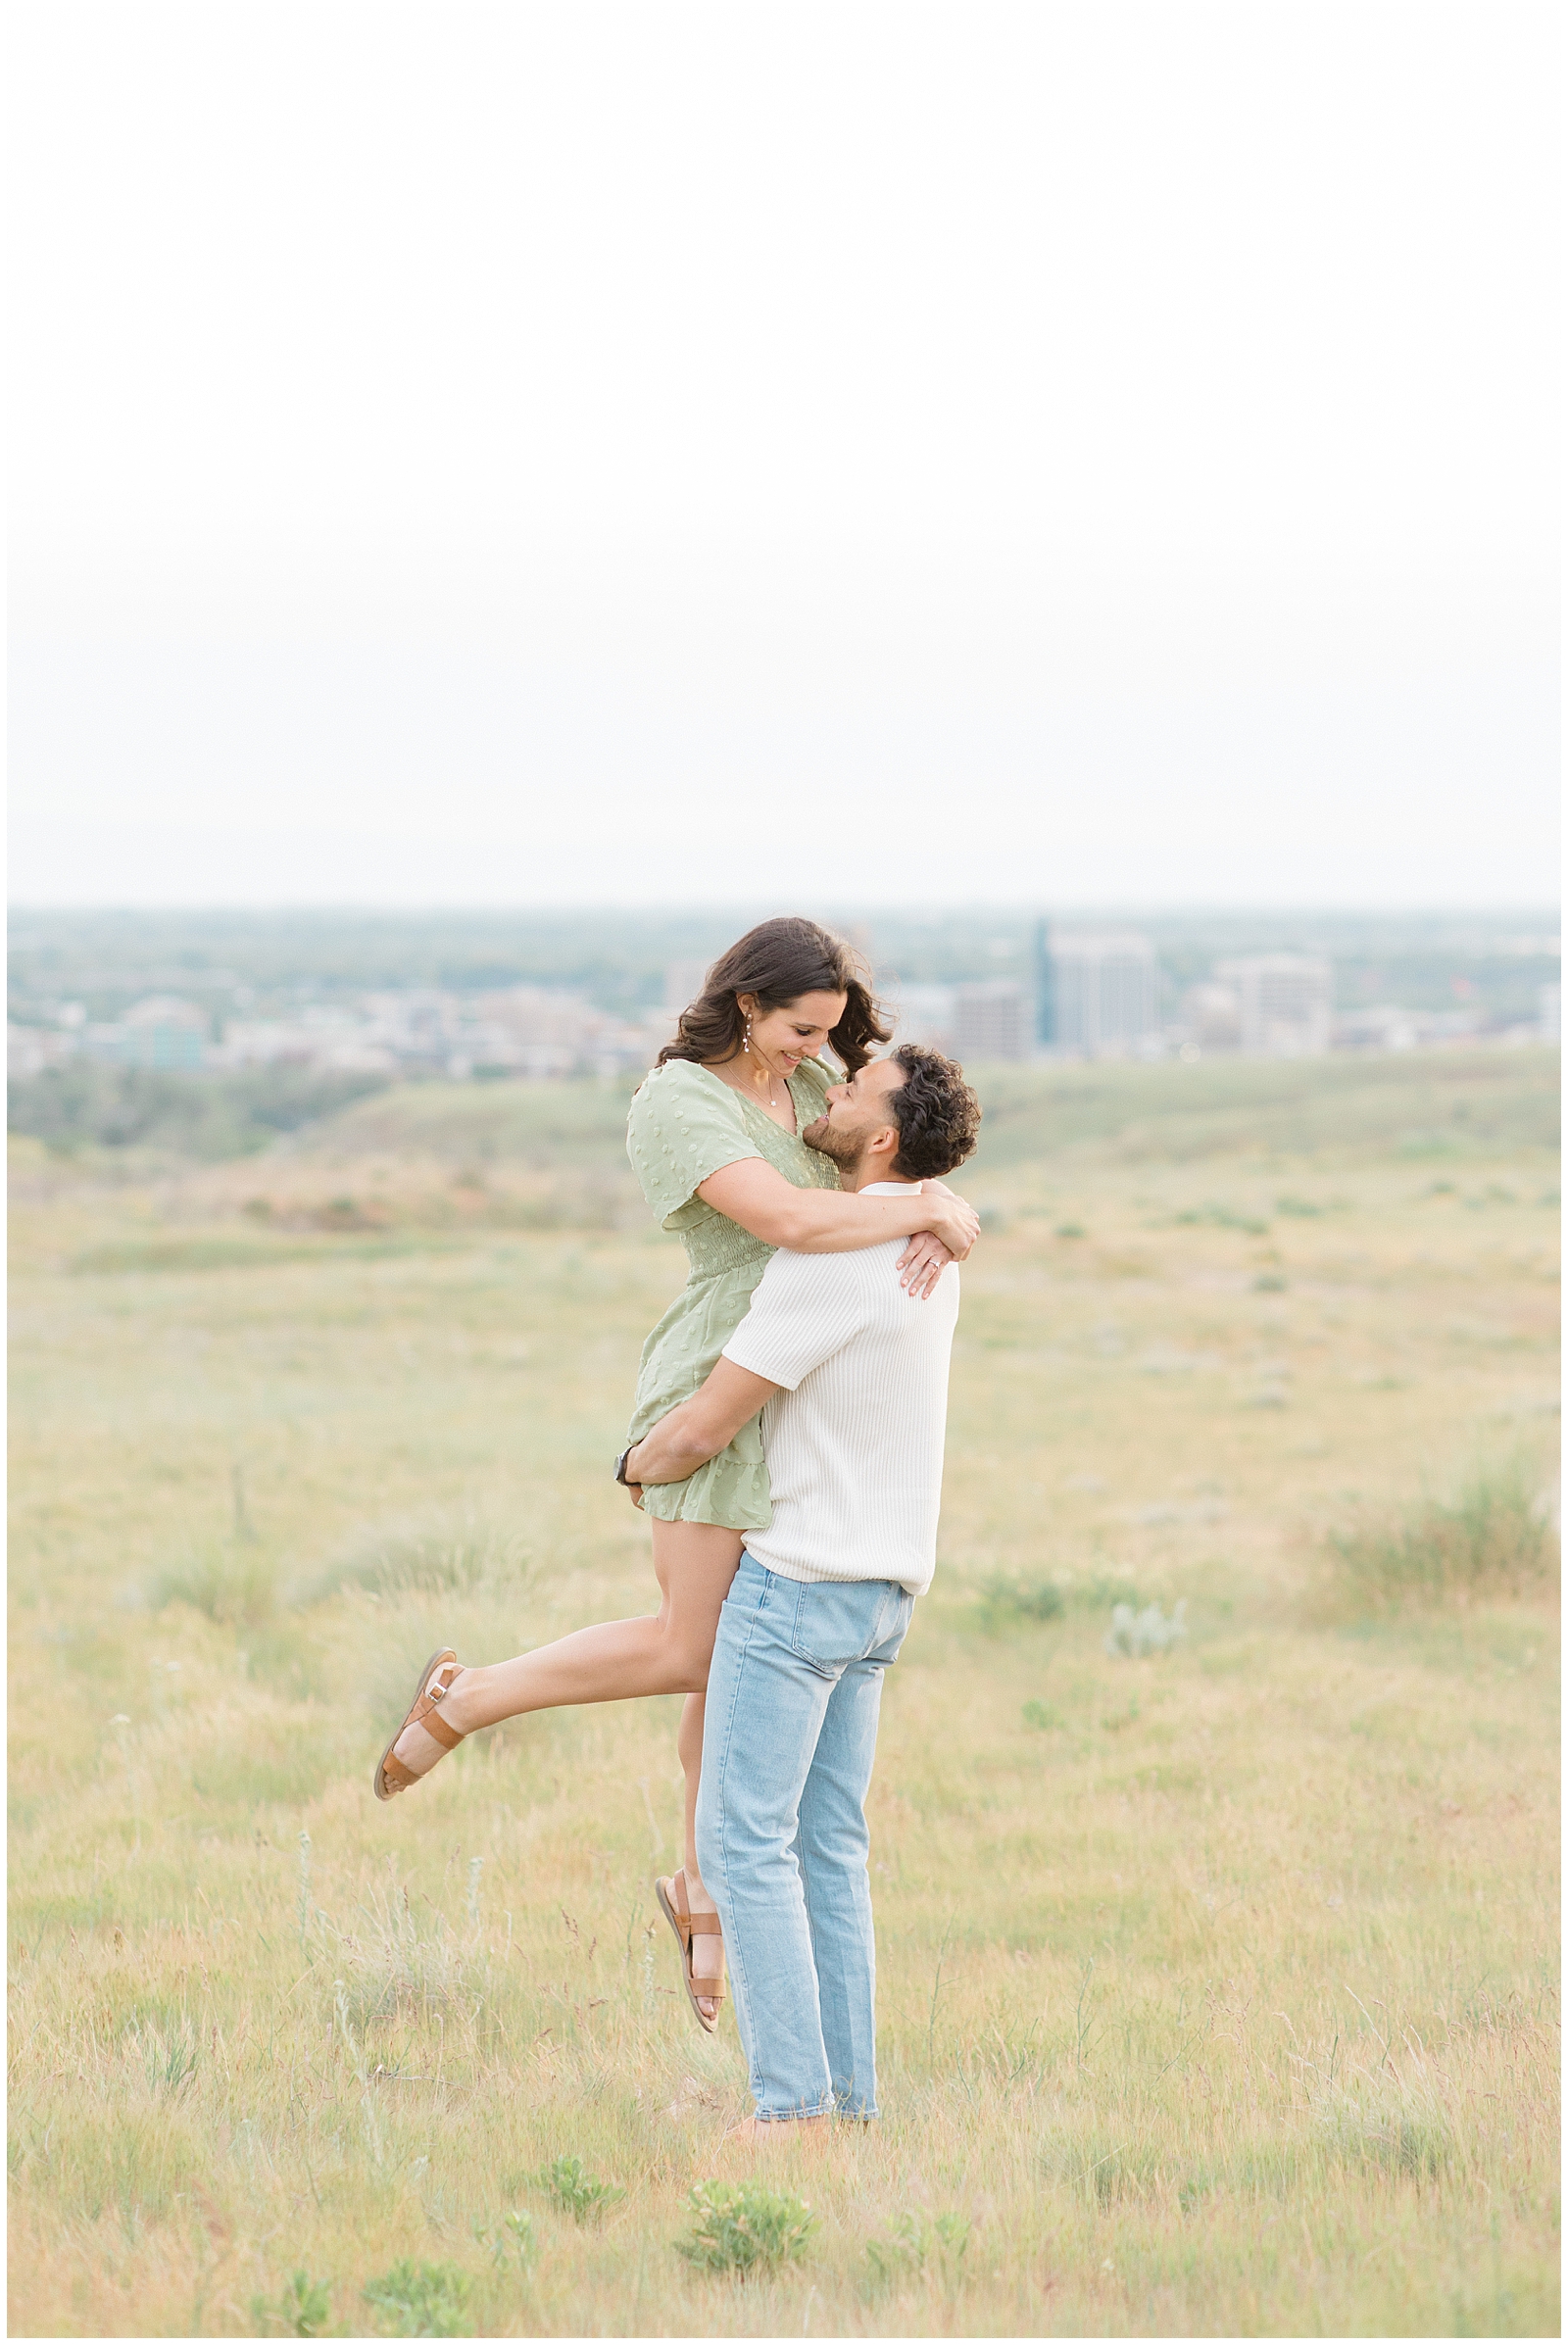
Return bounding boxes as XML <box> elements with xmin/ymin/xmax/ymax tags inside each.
<box><xmin>8</xmin><ymin>1050</ymin><xmax>1560</xmax><ymax>2336</ymax></box>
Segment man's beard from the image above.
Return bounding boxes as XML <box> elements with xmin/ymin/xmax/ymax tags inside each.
<box><xmin>803</xmin><ymin>1111</ymin><xmax>859</xmax><ymax>1168</ymax></box>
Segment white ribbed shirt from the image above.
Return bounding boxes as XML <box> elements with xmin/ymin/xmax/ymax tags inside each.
<box><xmin>721</xmin><ymin>1183</ymin><xmax>960</xmax><ymax>1595</ymax></box>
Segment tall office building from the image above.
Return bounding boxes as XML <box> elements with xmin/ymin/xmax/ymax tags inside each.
<box><xmin>952</xmin><ymin>981</ymin><xmax>1030</xmax><ymax>1062</ymax></box>
<box><xmin>1036</xmin><ymin>927</ymin><xmax>1161</xmax><ymax>1054</ymax></box>
<box><xmin>1213</xmin><ymin>954</ymin><xmax>1332</xmax><ymax>1056</ymax></box>
<box><xmin>1033</xmin><ymin>928</ymin><xmax>1056</xmax><ymax>1048</ymax></box>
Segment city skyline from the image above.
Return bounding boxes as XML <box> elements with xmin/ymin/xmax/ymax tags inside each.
<box><xmin>12</xmin><ymin>904</ymin><xmax>1557</xmax><ymax>1066</ymax></box>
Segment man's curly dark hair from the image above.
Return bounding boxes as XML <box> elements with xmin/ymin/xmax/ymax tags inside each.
<box><xmin>886</xmin><ymin>1044</ymin><xmax>983</xmax><ymax>1181</ymax></box>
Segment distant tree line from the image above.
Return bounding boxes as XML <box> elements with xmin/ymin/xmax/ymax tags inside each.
<box><xmin>8</xmin><ymin>1062</ymin><xmax>392</xmax><ymax>1159</ymax></box>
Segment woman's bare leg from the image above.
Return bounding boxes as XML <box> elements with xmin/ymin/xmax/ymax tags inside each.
<box><xmin>679</xmin><ymin>1690</ymin><xmax>707</xmax><ymax>1885</ymax></box>
<box><xmin>677</xmin><ymin>1688</ymin><xmax>723</xmax><ymax>2022</ymax></box>
<box><xmin>390</xmin><ymin>1519</ymin><xmax>743</xmax><ymax>1760</ymax></box>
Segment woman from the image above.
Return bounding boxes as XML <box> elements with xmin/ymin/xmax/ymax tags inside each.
<box><xmin>372</xmin><ymin>917</ymin><xmax>979</xmax><ymax>2029</ymax></box>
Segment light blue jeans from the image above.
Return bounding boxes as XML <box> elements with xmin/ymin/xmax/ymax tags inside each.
<box><xmin>695</xmin><ymin>1552</ymin><xmax>914</xmax><ymax>2122</ymax></box>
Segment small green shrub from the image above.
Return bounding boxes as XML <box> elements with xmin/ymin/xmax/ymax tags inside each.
<box><xmin>977</xmin><ymin>1573</ymin><xmax>1064</xmax><ymax>1631</ymax></box>
<box><xmin>362</xmin><ymin>2259</ymin><xmax>469</xmax><ymax>2337</ymax></box>
<box><xmin>532</xmin><ymin>2153</ymin><xmax>624</xmax><ymax>2221</ymax></box>
<box><xmin>1021</xmin><ymin>1698</ymin><xmax>1060</xmax><ymax>1730</ymax></box>
<box><xmin>1327</xmin><ymin>1457</ymin><xmax>1554</xmax><ymax>1610</ymax></box>
<box><xmin>1104</xmin><ymin>1599</ymin><xmax>1187</xmax><ymax>1657</ymax></box>
<box><xmin>675</xmin><ymin>2179</ymin><xmax>816</xmax><ymax>2274</ymax></box>
<box><xmin>866</xmin><ymin>2210</ymin><xmax>971</xmax><ymax>2283</ymax></box>
<box><xmin>251</xmin><ymin>2271</ymin><xmax>331</xmax><ymax>2336</ymax></box>
<box><xmin>474</xmin><ymin>2209</ymin><xmax>536</xmax><ymax>2272</ymax></box>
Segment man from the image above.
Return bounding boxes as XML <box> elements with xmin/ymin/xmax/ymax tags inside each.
<box><xmin>622</xmin><ymin>1042</ymin><xmax>981</xmax><ymax>2135</ymax></box>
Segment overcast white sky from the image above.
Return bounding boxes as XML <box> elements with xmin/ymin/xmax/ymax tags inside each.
<box><xmin>9</xmin><ymin>1</ymin><xmax>1559</xmax><ymax>909</ymax></box>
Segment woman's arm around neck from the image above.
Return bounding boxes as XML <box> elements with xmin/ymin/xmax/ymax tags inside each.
<box><xmin>697</xmin><ymin>1158</ymin><xmax>976</xmax><ymax>1259</ymax></box>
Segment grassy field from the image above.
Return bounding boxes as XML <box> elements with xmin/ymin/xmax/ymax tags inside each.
<box><xmin>8</xmin><ymin>1047</ymin><xmax>1560</xmax><ymax>2337</ymax></box>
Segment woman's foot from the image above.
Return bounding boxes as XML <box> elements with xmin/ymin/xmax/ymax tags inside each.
<box><xmin>655</xmin><ymin>1870</ymin><xmax>727</xmax><ymax>2031</ymax></box>
<box><xmin>373</xmin><ymin>1650</ymin><xmax>467</xmax><ymax>1800</ymax></box>
<box><xmin>687</xmin><ymin>1885</ymin><xmax>724</xmax><ymax>2027</ymax></box>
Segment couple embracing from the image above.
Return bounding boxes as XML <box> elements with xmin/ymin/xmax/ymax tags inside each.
<box><xmin>374</xmin><ymin>917</ymin><xmax>981</xmax><ymax>2136</ymax></box>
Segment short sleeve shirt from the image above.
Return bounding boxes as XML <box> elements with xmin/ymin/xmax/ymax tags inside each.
<box><xmin>721</xmin><ymin>1189</ymin><xmax>961</xmax><ymax>1594</ymax></box>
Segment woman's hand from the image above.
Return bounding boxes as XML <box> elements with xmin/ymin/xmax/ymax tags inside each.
<box><xmin>896</xmin><ymin>1184</ymin><xmax>980</xmax><ymax>1295</ymax></box>
<box><xmin>919</xmin><ymin>1182</ymin><xmax>982</xmax><ymax>1263</ymax></box>
<box><xmin>897</xmin><ymin>1232</ymin><xmax>956</xmax><ymax>1299</ymax></box>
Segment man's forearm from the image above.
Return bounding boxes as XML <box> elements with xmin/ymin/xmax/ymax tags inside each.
<box><xmin>625</xmin><ymin>1399</ymin><xmax>719</xmax><ymax>1488</ymax></box>
<box><xmin>625</xmin><ymin>1356</ymin><xmax>781</xmax><ymax>1489</ymax></box>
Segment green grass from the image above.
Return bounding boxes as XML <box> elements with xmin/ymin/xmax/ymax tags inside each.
<box><xmin>1326</xmin><ymin>1454</ymin><xmax>1555</xmax><ymax>1611</ymax></box>
<box><xmin>7</xmin><ymin>1049</ymin><xmax>1560</xmax><ymax>2335</ymax></box>
<box><xmin>69</xmin><ymin>1233</ymin><xmax>474</xmax><ymax>1275</ymax></box>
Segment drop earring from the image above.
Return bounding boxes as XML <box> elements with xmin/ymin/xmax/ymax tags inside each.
<box><xmin>743</xmin><ymin>1016</ymin><xmax>752</xmax><ymax>1053</ymax></box>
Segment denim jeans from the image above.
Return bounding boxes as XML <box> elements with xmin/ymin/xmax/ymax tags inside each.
<box><xmin>695</xmin><ymin>1552</ymin><xmax>914</xmax><ymax>2122</ymax></box>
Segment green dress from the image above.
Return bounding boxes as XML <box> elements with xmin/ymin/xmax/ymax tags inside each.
<box><xmin>624</xmin><ymin>1053</ymin><xmax>841</xmax><ymax>1529</ymax></box>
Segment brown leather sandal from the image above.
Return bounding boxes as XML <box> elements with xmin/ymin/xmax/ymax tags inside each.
<box><xmin>655</xmin><ymin>1870</ymin><xmax>726</xmax><ymax>2035</ymax></box>
<box><xmin>374</xmin><ymin>1647</ymin><xmax>466</xmax><ymax>1802</ymax></box>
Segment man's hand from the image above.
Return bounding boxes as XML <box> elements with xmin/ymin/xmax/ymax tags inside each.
<box><xmin>624</xmin><ymin>1358</ymin><xmax>780</xmax><ymax>1489</ymax></box>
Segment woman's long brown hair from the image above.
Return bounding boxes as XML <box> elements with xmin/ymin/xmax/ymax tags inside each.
<box><xmin>657</xmin><ymin>916</ymin><xmax>891</xmax><ymax>1077</ymax></box>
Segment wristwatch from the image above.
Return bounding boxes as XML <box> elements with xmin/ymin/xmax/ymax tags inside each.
<box><xmin>613</xmin><ymin>1446</ymin><xmax>636</xmax><ymax>1486</ymax></box>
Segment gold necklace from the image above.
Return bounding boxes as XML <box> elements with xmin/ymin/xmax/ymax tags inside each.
<box><xmin>744</xmin><ymin>1045</ymin><xmax>789</xmax><ymax>1110</ymax></box>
